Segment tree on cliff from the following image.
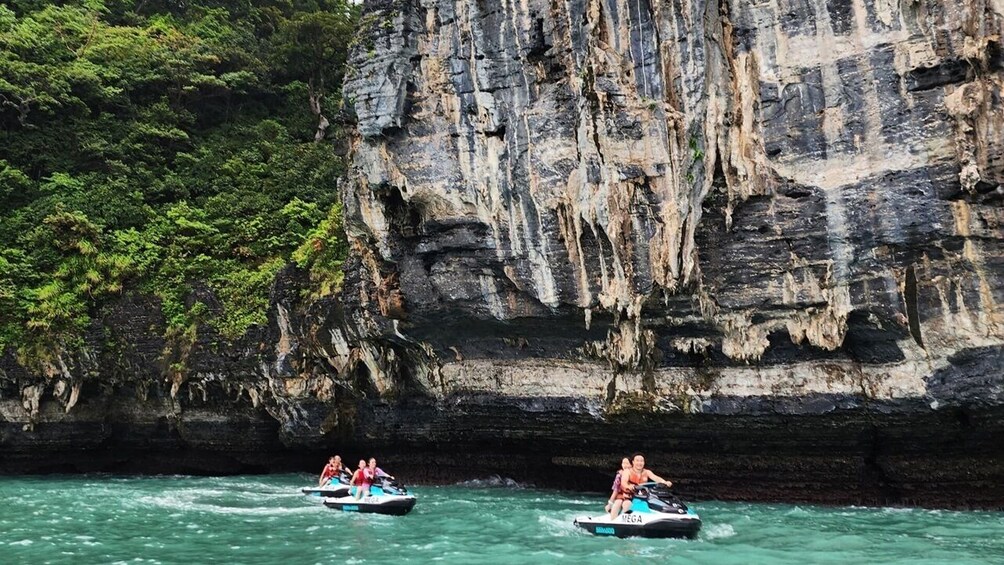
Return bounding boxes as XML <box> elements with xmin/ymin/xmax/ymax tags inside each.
<box><xmin>0</xmin><ymin>0</ymin><xmax>359</xmax><ymax>365</ymax></box>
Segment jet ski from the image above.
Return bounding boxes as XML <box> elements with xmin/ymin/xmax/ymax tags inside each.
<box><xmin>574</xmin><ymin>483</ymin><xmax>701</xmax><ymax>539</ymax></box>
<box><xmin>301</xmin><ymin>470</ymin><xmax>352</xmax><ymax>498</ymax></box>
<box><xmin>323</xmin><ymin>478</ymin><xmax>417</xmax><ymax>516</ymax></box>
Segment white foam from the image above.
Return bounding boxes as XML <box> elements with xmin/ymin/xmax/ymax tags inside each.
<box><xmin>784</xmin><ymin>506</ymin><xmax>811</xmax><ymax>517</ymax></box>
<box><xmin>139</xmin><ymin>496</ymin><xmax>320</xmax><ymax>516</ymax></box>
<box><xmin>454</xmin><ymin>476</ymin><xmax>526</xmax><ymax>489</ymax></box>
<box><xmin>703</xmin><ymin>523</ymin><xmax>736</xmax><ymax>540</ymax></box>
<box><xmin>537</xmin><ymin>515</ymin><xmax>581</xmax><ymax>537</ymax></box>
<box><xmin>563</xmin><ymin>499</ymin><xmax>602</xmax><ymax>506</ymax></box>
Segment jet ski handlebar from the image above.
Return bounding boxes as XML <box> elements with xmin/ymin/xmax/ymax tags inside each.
<box><xmin>634</xmin><ymin>481</ymin><xmax>680</xmax><ymax>501</ymax></box>
<box><xmin>376</xmin><ymin>477</ymin><xmax>408</xmax><ymax>494</ymax></box>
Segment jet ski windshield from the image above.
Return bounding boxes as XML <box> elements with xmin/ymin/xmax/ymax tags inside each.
<box><xmin>634</xmin><ymin>483</ymin><xmax>691</xmax><ymax>515</ymax></box>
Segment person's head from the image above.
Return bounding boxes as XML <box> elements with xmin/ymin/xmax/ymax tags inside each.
<box><xmin>368</xmin><ymin>458</ymin><xmax>377</xmax><ymax>469</ymax></box>
<box><xmin>631</xmin><ymin>453</ymin><xmax>645</xmax><ymax>470</ymax></box>
<box><xmin>620</xmin><ymin>457</ymin><xmax>631</xmax><ymax>471</ymax></box>
<box><xmin>357</xmin><ymin>459</ymin><xmax>366</xmax><ymax>469</ymax></box>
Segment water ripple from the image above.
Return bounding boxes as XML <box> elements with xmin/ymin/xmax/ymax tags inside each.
<box><xmin>0</xmin><ymin>475</ymin><xmax>1001</xmax><ymax>564</ymax></box>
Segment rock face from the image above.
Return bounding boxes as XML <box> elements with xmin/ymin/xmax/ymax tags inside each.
<box><xmin>335</xmin><ymin>0</ymin><xmax>1004</xmax><ymax>505</ymax></box>
<box><xmin>2</xmin><ymin>0</ymin><xmax>1004</xmax><ymax>508</ymax></box>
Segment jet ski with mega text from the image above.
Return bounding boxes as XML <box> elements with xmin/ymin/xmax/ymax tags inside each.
<box><xmin>323</xmin><ymin>478</ymin><xmax>417</xmax><ymax>516</ymax></box>
<box><xmin>301</xmin><ymin>470</ymin><xmax>352</xmax><ymax>498</ymax></box>
<box><xmin>574</xmin><ymin>483</ymin><xmax>701</xmax><ymax>539</ymax></box>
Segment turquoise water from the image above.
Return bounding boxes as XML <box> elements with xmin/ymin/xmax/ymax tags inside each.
<box><xmin>1</xmin><ymin>475</ymin><xmax>1002</xmax><ymax>564</ymax></box>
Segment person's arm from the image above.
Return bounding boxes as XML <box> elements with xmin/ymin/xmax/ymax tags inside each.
<box><xmin>605</xmin><ymin>489</ymin><xmax>618</xmax><ymax>507</ymax></box>
<box><xmin>376</xmin><ymin>467</ymin><xmax>394</xmax><ymax>479</ymax></box>
<box><xmin>643</xmin><ymin>470</ymin><xmax>672</xmax><ymax>487</ymax></box>
<box><xmin>318</xmin><ymin>466</ymin><xmax>329</xmax><ymax>485</ymax></box>
<box><xmin>604</xmin><ymin>474</ymin><xmax>619</xmax><ymax>511</ymax></box>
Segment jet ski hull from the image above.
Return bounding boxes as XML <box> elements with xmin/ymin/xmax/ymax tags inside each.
<box><xmin>574</xmin><ymin>514</ymin><xmax>702</xmax><ymax>539</ymax></box>
<box><xmin>301</xmin><ymin>485</ymin><xmax>351</xmax><ymax>498</ymax></box>
<box><xmin>323</xmin><ymin>495</ymin><xmax>417</xmax><ymax>516</ymax></box>
<box><xmin>575</xmin><ymin>483</ymin><xmax>701</xmax><ymax>539</ymax></box>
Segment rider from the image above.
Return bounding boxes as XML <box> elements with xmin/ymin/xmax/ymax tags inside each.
<box><xmin>350</xmin><ymin>459</ymin><xmax>371</xmax><ymax>499</ymax></box>
<box><xmin>367</xmin><ymin>457</ymin><xmax>395</xmax><ymax>482</ymax></box>
<box><xmin>318</xmin><ymin>455</ymin><xmax>343</xmax><ymax>486</ymax></box>
<box><xmin>624</xmin><ymin>453</ymin><xmax>672</xmax><ymax>492</ymax></box>
<box><xmin>611</xmin><ymin>453</ymin><xmax>673</xmax><ymax>519</ymax></box>
<box><xmin>605</xmin><ymin>457</ymin><xmax>631</xmax><ymax>518</ymax></box>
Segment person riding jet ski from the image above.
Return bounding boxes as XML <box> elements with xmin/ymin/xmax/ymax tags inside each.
<box><xmin>605</xmin><ymin>457</ymin><xmax>632</xmax><ymax>519</ymax></box>
<box><xmin>301</xmin><ymin>455</ymin><xmax>352</xmax><ymax>497</ymax></box>
<box><xmin>367</xmin><ymin>458</ymin><xmax>394</xmax><ymax>481</ymax></box>
<box><xmin>318</xmin><ymin>455</ymin><xmax>344</xmax><ymax>486</ymax></box>
<box><xmin>349</xmin><ymin>459</ymin><xmax>373</xmax><ymax>499</ymax></box>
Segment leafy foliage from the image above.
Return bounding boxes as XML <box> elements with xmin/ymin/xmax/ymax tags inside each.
<box><xmin>0</xmin><ymin>0</ymin><xmax>357</xmax><ymax>358</ymax></box>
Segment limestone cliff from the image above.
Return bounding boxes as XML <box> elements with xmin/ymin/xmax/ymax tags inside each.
<box><xmin>2</xmin><ymin>0</ymin><xmax>1003</xmax><ymax>507</ymax></box>
<box><xmin>343</xmin><ymin>0</ymin><xmax>1002</xmax><ymax>381</ymax></box>
<box><xmin>334</xmin><ymin>0</ymin><xmax>1004</xmax><ymax>504</ymax></box>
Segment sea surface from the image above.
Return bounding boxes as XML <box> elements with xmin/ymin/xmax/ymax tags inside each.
<box><xmin>1</xmin><ymin>474</ymin><xmax>1001</xmax><ymax>564</ymax></box>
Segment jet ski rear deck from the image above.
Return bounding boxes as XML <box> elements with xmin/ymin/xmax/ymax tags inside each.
<box><xmin>301</xmin><ymin>470</ymin><xmax>352</xmax><ymax>498</ymax></box>
<box><xmin>301</xmin><ymin>485</ymin><xmax>350</xmax><ymax>497</ymax></box>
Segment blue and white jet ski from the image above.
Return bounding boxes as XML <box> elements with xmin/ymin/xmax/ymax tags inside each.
<box><xmin>323</xmin><ymin>479</ymin><xmax>417</xmax><ymax>516</ymax></box>
<box><xmin>574</xmin><ymin>483</ymin><xmax>701</xmax><ymax>539</ymax></box>
<box><xmin>301</xmin><ymin>470</ymin><xmax>352</xmax><ymax>498</ymax></box>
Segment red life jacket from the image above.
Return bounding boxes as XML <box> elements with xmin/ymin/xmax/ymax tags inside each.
<box><xmin>622</xmin><ymin>469</ymin><xmax>646</xmax><ymax>492</ymax></box>
<box><xmin>321</xmin><ymin>464</ymin><xmax>341</xmax><ymax>482</ymax></box>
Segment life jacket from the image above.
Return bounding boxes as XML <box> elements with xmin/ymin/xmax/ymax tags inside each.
<box><xmin>321</xmin><ymin>464</ymin><xmax>341</xmax><ymax>481</ymax></box>
<box><xmin>618</xmin><ymin>470</ymin><xmax>634</xmax><ymax>493</ymax></box>
<box><xmin>350</xmin><ymin>469</ymin><xmax>366</xmax><ymax>486</ymax></box>
<box><xmin>622</xmin><ymin>469</ymin><xmax>646</xmax><ymax>492</ymax></box>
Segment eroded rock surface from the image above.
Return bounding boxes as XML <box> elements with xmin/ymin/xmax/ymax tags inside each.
<box><xmin>2</xmin><ymin>0</ymin><xmax>1003</xmax><ymax>507</ymax></box>
<box><xmin>337</xmin><ymin>0</ymin><xmax>1004</xmax><ymax>505</ymax></box>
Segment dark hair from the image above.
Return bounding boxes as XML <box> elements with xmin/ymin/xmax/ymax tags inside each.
<box><xmin>631</xmin><ymin>452</ymin><xmax>645</xmax><ymax>461</ymax></box>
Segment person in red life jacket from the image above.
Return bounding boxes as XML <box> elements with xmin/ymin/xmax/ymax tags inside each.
<box><xmin>350</xmin><ymin>459</ymin><xmax>371</xmax><ymax>499</ymax></box>
<box><xmin>605</xmin><ymin>457</ymin><xmax>632</xmax><ymax>519</ymax></box>
<box><xmin>317</xmin><ymin>455</ymin><xmax>343</xmax><ymax>486</ymax></box>
<box><xmin>622</xmin><ymin>452</ymin><xmax>672</xmax><ymax>499</ymax></box>
<box><xmin>367</xmin><ymin>457</ymin><xmax>394</xmax><ymax>481</ymax></box>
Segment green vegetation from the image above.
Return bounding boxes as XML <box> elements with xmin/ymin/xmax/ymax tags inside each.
<box><xmin>688</xmin><ymin>135</ymin><xmax>704</xmax><ymax>162</ymax></box>
<box><xmin>0</xmin><ymin>1</ymin><xmax>359</xmax><ymax>365</ymax></box>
